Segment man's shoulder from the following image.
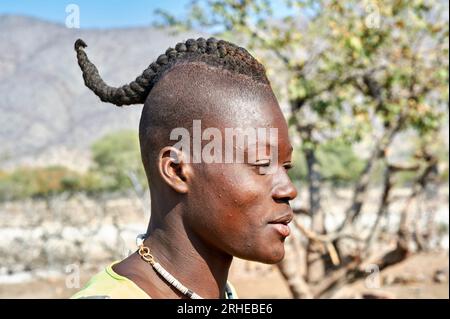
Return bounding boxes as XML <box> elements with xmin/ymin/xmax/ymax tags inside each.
<box><xmin>70</xmin><ymin>263</ymin><xmax>150</xmax><ymax>299</ymax></box>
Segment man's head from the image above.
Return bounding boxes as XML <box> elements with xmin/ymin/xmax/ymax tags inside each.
<box><xmin>75</xmin><ymin>37</ymin><xmax>297</xmax><ymax>264</ymax></box>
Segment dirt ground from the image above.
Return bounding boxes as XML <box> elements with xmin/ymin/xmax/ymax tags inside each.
<box><xmin>0</xmin><ymin>251</ymin><xmax>447</xmax><ymax>299</ymax></box>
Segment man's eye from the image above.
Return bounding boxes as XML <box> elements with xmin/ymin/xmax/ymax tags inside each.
<box><xmin>283</xmin><ymin>163</ymin><xmax>294</xmax><ymax>170</ymax></box>
<box><xmin>252</xmin><ymin>159</ymin><xmax>271</xmax><ymax>167</ymax></box>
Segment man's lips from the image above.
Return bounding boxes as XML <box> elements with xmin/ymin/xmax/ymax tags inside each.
<box><xmin>268</xmin><ymin>213</ymin><xmax>293</xmax><ymax>225</ymax></box>
<box><xmin>268</xmin><ymin>212</ymin><xmax>293</xmax><ymax>237</ymax></box>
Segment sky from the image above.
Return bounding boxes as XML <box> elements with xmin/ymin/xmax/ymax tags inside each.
<box><xmin>0</xmin><ymin>0</ymin><xmax>298</xmax><ymax>29</ymax></box>
<box><xmin>0</xmin><ymin>0</ymin><xmax>193</xmax><ymax>29</ymax></box>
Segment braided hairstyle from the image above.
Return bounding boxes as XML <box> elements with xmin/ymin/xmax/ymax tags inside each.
<box><xmin>74</xmin><ymin>37</ymin><xmax>269</xmax><ymax>106</ymax></box>
<box><xmin>75</xmin><ymin>37</ymin><xmax>272</xmax><ymax>180</ymax></box>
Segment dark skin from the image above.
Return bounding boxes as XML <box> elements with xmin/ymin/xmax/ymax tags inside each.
<box><xmin>113</xmin><ymin>64</ymin><xmax>298</xmax><ymax>299</ymax></box>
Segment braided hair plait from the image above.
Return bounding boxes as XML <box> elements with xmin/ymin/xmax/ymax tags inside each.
<box><xmin>74</xmin><ymin>37</ymin><xmax>269</xmax><ymax>106</ymax></box>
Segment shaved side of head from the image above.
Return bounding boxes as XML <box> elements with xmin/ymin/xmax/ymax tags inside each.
<box><xmin>138</xmin><ymin>62</ymin><xmax>276</xmax><ymax>181</ymax></box>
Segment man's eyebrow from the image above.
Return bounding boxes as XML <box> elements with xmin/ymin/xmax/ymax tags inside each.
<box><xmin>243</xmin><ymin>143</ymin><xmax>294</xmax><ymax>156</ymax></box>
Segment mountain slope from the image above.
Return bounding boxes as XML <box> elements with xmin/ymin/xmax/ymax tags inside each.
<box><xmin>0</xmin><ymin>15</ymin><xmax>204</xmax><ymax>169</ymax></box>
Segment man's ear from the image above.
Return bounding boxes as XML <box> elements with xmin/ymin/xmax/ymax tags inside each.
<box><xmin>157</xmin><ymin>146</ymin><xmax>190</xmax><ymax>193</ymax></box>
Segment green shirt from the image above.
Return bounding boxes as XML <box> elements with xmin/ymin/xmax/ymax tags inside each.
<box><xmin>71</xmin><ymin>261</ymin><xmax>238</xmax><ymax>299</ymax></box>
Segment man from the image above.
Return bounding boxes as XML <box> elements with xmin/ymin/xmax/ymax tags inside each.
<box><xmin>71</xmin><ymin>37</ymin><xmax>297</xmax><ymax>299</ymax></box>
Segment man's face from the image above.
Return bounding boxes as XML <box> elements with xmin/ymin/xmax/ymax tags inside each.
<box><xmin>184</xmin><ymin>84</ymin><xmax>298</xmax><ymax>264</ymax></box>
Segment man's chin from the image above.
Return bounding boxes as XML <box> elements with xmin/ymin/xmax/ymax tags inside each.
<box><xmin>248</xmin><ymin>246</ymin><xmax>286</xmax><ymax>264</ymax></box>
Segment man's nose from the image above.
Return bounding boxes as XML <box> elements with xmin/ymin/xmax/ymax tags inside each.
<box><xmin>272</xmin><ymin>170</ymin><xmax>298</xmax><ymax>203</ymax></box>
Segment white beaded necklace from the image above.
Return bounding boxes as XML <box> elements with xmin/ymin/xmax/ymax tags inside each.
<box><xmin>136</xmin><ymin>233</ymin><xmax>203</xmax><ymax>299</ymax></box>
<box><xmin>136</xmin><ymin>234</ymin><xmax>235</xmax><ymax>299</ymax></box>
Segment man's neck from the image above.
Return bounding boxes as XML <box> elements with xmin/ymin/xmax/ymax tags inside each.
<box><xmin>143</xmin><ymin>213</ymin><xmax>233</xmax><ymax>298</ymax></box>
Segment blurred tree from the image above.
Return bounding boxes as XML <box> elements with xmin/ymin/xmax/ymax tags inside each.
<box><xmin>90</xmin><ymin>130</ymin><xmax>147</xmax><ymax>193</ymax></box>
<box><xmin>0</xmin><ymin>131</ymin><xmax>148</xmax><ymax>200</ymax></box>
<box><xmin>0</xmin><ymin>166</ymin><xmax>83</xmax><ymax>200</ymax></box>
<box><xmin>289</xmin><ymin>140</ymin><xmax>365</xmax><ymax>186</ymax></box>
